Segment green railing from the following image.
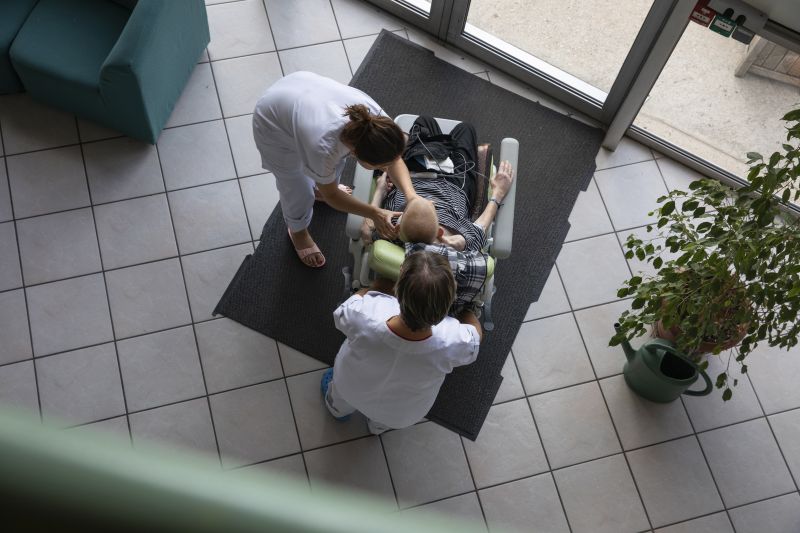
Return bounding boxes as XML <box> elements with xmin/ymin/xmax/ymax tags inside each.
<box><xmin>0</xmin><ymin>407</ymin><xmax>494</xmax><ymax>532</ymax></box>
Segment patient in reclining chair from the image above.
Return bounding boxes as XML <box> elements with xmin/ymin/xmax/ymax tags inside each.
<box><xmin>360</xmin><ymin>116</ymin><xmax>514</xmax><ymax>314</ymax></box>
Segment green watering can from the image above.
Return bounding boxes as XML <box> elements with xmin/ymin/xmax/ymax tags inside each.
<box><xmin>615</xmin><ymin>324</ymin><xmax>713</xmax><ymax>403</ymax></box>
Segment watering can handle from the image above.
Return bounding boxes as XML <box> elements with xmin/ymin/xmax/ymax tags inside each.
<box><xmin>644</xmin><ymin>339</ymin><xmax>713</xmax><ymax>397</ymax></box>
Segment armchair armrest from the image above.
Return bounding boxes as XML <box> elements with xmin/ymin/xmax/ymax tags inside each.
<box><xmin>491</xmin><ymin>138</ymin><xmax>518</xmax><ymax>260</ymax></box>
<box><xmin>100</xmin><ymin>0</ymin><xmax>209</xmax><ymax>142</ymax></box>
<box><xmin>345</xmin><ymin>165</ymin><xmax>375</xmax><ymax>240</ymax></box>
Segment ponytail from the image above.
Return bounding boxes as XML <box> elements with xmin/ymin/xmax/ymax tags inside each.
<box><xmin>340</xmin><ymin>104</ymin><xmax>405</xmax><ymax>166</ymax></box>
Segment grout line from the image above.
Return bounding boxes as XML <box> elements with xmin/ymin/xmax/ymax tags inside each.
<box><xmin>0</xmin><ymin>239</ymin><xmax>254</xmax><ymax>293</ymax></box>
<box><xmin>152</xmin><ymin>137</ymin><xmax>224</xmax><ymax>467</ymax></box>
<box><xmin>0</xmin><ymin>118</ymin><xmax>43</xmax><ymax>423</ymax></box>
<box><xmin>743</xmin><ymin>371</ymin><xmax>800</xmax><ymax>492</ymax></box>
<box><xmin>75</xmin><ymin>119</ymin><xmax>134</xmax><ymax>444</ymax></box>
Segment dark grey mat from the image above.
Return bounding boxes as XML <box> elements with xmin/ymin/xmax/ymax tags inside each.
<box><xmin>215</xmin><ymin>30</ymin><xmax>603</xmax><ymax>440</ymax></box>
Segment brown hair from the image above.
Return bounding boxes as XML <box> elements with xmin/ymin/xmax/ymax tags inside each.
<box><xmin>340</xmin><ymin>104</ymin><xmax>405</xmax><ymax>166</ymax></box>
<box><xmin>395</xmin><ymin>251</ymin><xmax>456</xmax><ymax>332</ymax></box>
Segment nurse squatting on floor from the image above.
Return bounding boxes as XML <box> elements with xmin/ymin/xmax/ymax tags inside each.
<box><xmin>252</xmin><ymin>71</ymin><xmax>418</xmax><ymax>268</ymax></box>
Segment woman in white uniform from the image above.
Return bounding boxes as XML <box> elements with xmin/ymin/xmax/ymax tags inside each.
<box><xmin>253</xmin><ymin>71</ymin><xmax>417</xmax><ymax>268</ymax></box>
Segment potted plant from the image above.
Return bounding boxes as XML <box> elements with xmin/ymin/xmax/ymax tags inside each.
<box><xmin>611</xmin><ymin>108</ymin><xmax>800</xmax><ymax>400</ymax></box>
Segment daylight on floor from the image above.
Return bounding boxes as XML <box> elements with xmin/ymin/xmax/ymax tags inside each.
<box><xmin>1</xmin><ymin>1</ymin><xmax>799</xmax><ymax>532</ymax></box>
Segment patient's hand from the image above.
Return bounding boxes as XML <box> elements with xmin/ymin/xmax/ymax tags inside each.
<box><xmin>439</xmin><ymin>232</ymin><xmax>466</xmax><ymax>251</ymax></box>
<box><xmin>360</xmin><ymin>219</ymin><xmax>375</xmax><ymax>245</ymax></box>
<box><xmin>377</xmin><ymin>171</ymin><xmax>394</xmax><ymax>192</ymax></box>
<box><xmin>491</xmin><ymin>161</ymin><xmax>514</xmax><ymax>202</ymax></box>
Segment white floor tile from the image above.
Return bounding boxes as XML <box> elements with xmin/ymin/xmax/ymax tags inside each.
<box><xmin>158</xmin><ymin>120</ymin><xmax>236</xmax><ymax>190</ymax></box>
<box><xmin>626</xmin><ymin>437</ymin><xmax>724</xmax><ymax>528</ymax></box>
<box><xmin>116</xmin><ymin>326</ymin><xmax>206</xmax><ymax>412</ymax></box>
<box><xmin>493</xmin><ymin>352</ymin><xmax>525</xmax><ymax>404</ymax></box>
<box><xmin>656</xmin><ymin>157</ymin><xmax>705</xmax><ymax>192</ymax></box>
<box><xmin>7</xmin><ymin>146</ymin><xmax>90</xmax><ymax>218</ymax></box>
<box><xmin>83</xmin><ymin>137</ymin><xmax>164</xmax><ymax>205</ymax></box>
<box><xmin>0</xmin><ymin>93</ymin><xmax>78</xmax><ymax>155</ymax></box>
<box><xmin>68</xmin><ymin>416</ymin><xmax>131</xmax><ymax>442</ymax></box>
<box><xmin>279</xmin><ymin>42</ymin><xmax>353</xmax><ymax>85</ymax></box>
<box><xmin>0</xmin><ymin>221</ymin><xmax>22</xmax><ymax>291</ymax></box>
<box><xmin>565</xmin><ymin>179</ymin><xmax>614</xmax><ymax>242</ymax></box>
<box><xmin>600</xmin><ymin>374</ymin><xmax>693</xmax><ymax>450</ymax></box>
<box><xmin>105</xmin><ymin>259</ymin><xmax>192</xmax><ymax>339</ymax></box>
<box><xmin>382</xmin><ymin>422</ymin><xmax>474</xmax><ymax>508</ymax></box>
<box><xmin>165</xmin><ymin>62</ymin><xmax>222</xmax><ymax>128</ymax></box>
<box><xmin>479</xmin><ymin>474</ymin><xmax>569</xmax><ymax>533</ymax></box>
<box><xmin>94</xmin><ymin>194</ymin><xmax>178</xmax><ymax>270</ymax></box>
<box><xmin>264</xmin><ymin>0</ymin><xmax>340</xmax><ymax>50</ymax></box>
<box><xmin>244</xmin><ymin>454</ymin><xmax>308</xmax><ymax>486</ymax></box>
<box><xmin>403</xmin><ymin>492</ymin><xmax>486</xmax><ymax>531</ymax></box>
<box><xmin>653</xmin><ymin>512</ymin><xmax>733</xmax><ymax>533</ymax></box>
<box><xmin>0</xmin><ymin>289</ymin><xmax>31</xmax><ymax>365</ymax></box>
<box><xmin>523</xmin><ymin>266</ymin><xmax>570</xmax><ymax>321</ymax></box>
<box><xmin>0</xmin><ymin>162</ymin><xmax>12</xmax><ymax>222</ymax></box>
<box><xmin>573</xmin><ymin>300</ymin><xmax>634</xmax><ymax>378</ymax></box>
<box><xmin>594</xmin><ymin>160</ymin><xmax>669</xmax><ymax>230</ymax></box>
<box><xmin>595</xmin><ymin>136</ymin><xmax>653</xmax><ymax>171</ymax></box>
<box><xmin>344</xmin><ymin>34</ymin><xmax>381</xmax><ymax>74</ymax></box>
<box><xmin>0</xmin><ymin>360</ymin><xmax>39</xmax><ymax>415</ymax></box>
<box><xmin>462</xmin><ymin>399</ymin><xmax>548</xmax><ymax>488</ymax></box>
<box><xmin>195</xmin><ymin>318</ymin><xmax>283</xmax><ymax>394</ymax></box>
<box><xmin>207</xmin><ymin>0</ymin><xmax>275</xmax><ymax>60</ymax></box>
<box><xmin>617</xmin><ymin>225</ymin><xmax>680</xmax><ymax>280</ymax></box>
<box><xmin>168</xmin><ymin>180</ymin><xmax>250</xmax><ymax>255</ymax></box>
<box><xmin>77</xmin><ymin>118</ymin><xmax>122</xmax><ymax>144</ymax></box>
<box><xmin>210</xmin><ymin>380</ymin><xmax>300</xmax><ymax>468</ymax></box>
<box><xmin>213</xmin><ymin>53</ymin><xmax>282</xmax><ymax>117</ymax></box>
<box><xmin>513</xmin><ymin>314</ymin><xmax>595</xmax><ymax>395</ymax></box>
<box><xmin>554</xmin><ymin>454</ymin><xmax>650</xmax><ymax>533</ymax></box>
<box><xmin>556</xmin><ymin>233</ymin><xmax>630</xmax><ymax>310</ymax></box>
<box><xmin>26</xmin><ymin>273</ymin><xmax>113</xmax><ymax>356</ymax></box>
<box><xmin>17</xmin><ymin>208</ymin><xmax>101</xmax><ymax>285</ymax></box>
<box><xmin>285</xmin><ymin>369</ymin><xmax>370</xmax><ymax>450</ymax></box>
<box><xmin>36</xmin><ymin>343</ymin><xmax>125</xmax><ymax>427</ymax></box>
<box><xmin>277</xmin><ymin>342</ymin><xmax>327</xmax><ymax>376</ymax></box>
<box><xmin>746</xmin><ymin>343</ymin><xmax>800</xmax><ymax>414</ymax></box>
<box><xmin>130</xmin><ymin>398</ymin><xmax>218</xmax><ymax>457</ymax></box>
<box><xmin>769</xmin><ymin>408</ymin><xmax>800</xmax><ymax>484</ymax></box>
<box><xmin>698</xmin><ymin>418</ymin><xmax>795</xmax><ymax>508</ymax></box>
<box><xmin>181</xmin><ymin>243</ymin><xmax>253</xmax><ymax>322</ymax></box>
<box><xmin>728</xmin><ymin>492</ymin><xmax>800</xmax><ymax>533</ymax></box>
<box><xmin>226</xmin><ymin>115</ymin><xmax>264</xmax><ymax>178</ymax></box>
<box><xmin>529</xmin><ymin>382</ymin><xmax>620</xmax><ymax>469</ymax></box>
<box><xmin>681</xmin><ymin>354</ymin><xmax>763</xmax><ymax>432</ymax></box>
<box><xmin>304</xmin><ymin>437</ymin><xmax>396</xmax><ymax>508</ymax></box>
<box><xmin>331</xmin><ymin>0</ymin><xmax>404</xmax><ymax>39</ymax></box>
<box><xmin>240</xmin><ymin>173</ymin><xmax>280</xmax><ymax>237</ymax></box>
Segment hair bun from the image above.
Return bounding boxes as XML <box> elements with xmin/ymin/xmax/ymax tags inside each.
<box><xmin>344</xmin><ymin>103</ymin><xmax>372</xmax><ymax>125</ymax></box>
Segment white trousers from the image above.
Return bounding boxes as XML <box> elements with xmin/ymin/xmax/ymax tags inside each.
<box><xmin>324</xmin><ymin>378</ymin><xmax>392</xmax><ymax>435</ymax></box>
<box><xmin>272</xmin><ymin>168</ymin><xmax>318</xmax><ymax>233</ymax></box>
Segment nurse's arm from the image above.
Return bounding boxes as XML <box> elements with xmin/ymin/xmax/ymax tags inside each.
<box><xmin>385</xmin><ymin>158</ymin><xmax>418</xmax><ymax>202</ymax></box>
<box><xmin>316</xmin><ymin>181</ymin><xmax>401</xmax><ymax>238</ymax></box>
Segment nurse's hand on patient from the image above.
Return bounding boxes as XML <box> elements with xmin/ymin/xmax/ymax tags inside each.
<box><xmin>360</xmin><ymin>219</ymin><xmax>374</xmax><ymax>245</ymax></box>
<box><xmin>373</xmin><ymin>208</ymin><xmax>402</xmax><ymax>238</ymax></box>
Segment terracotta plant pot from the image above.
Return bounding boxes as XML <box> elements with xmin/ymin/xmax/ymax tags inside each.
<box><xmin>653</xmin><ymin>320</ymin><xmax>746</xmax><ymax>355</ymax></box>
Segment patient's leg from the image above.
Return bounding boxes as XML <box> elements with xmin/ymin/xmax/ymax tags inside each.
<box><xmin>448</xmin><ymin>122</ymin><xmax>479</xmax><ymax>208</ymax></box>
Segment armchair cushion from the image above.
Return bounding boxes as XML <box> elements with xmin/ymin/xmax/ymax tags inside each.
<box><xmin>10</xmin><ymin>0</ymin><xmax>131</xmax><ymax>111</ymax></box>
<box><xmin>0</xmin><ymin>0</ymin><xmax>39</xmax><ymax>94</ymax></box>
<box><xmin>369</xmin><ymin>239</ymin><xmax>495</xmax><ymax>282</ymax></box>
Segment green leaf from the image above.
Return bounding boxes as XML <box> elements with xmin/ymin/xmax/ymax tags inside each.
<box><xmin>631</xmin><ymin>298</ymin><xmax>645</xmax><ymax>310</ymax></box>
<box><xmin>746</xmin><ymin>151</ymin><xmax>763</xmax><ymax>161</ymax></box>
<box><xmin>782</xmin><ymin>109</ymin><xmax>800</xmax><ymax>121</ymax></box>
<box><xmin>653</xmin><ymin>257</ymin><xmax>663</xmax><ymax>269</ymax></box>
<box><xmin>661</xmin><ymin>201</ymin><xmax>675</xmax><ymax>216</ymax></box>
<box><xmin>722</xmin><ymin>388</ymin><xmax>732</xmax><ymax>401</ymax></box>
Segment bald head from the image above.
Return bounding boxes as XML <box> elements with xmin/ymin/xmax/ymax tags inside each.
<box><xmin>399</xmin><ymin>197</ymin><xmax>438</xmax><ymax>244</ymax></box>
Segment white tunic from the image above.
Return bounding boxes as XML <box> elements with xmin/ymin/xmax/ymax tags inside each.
<box><xmin>253</xmin><ymin>71</ymin><xmax>384</xmax><ymax>184</ymax></box>
<box><xmin>332</xmin><ymin>292</ymin><xmax>480</xmax><ymax>428</ymax></box>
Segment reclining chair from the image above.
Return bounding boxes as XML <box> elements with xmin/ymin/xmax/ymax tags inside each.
<box><xmin>345</xmin><ymin>115</ymin><xmax>518</xmax><ymax>330</ymax></box>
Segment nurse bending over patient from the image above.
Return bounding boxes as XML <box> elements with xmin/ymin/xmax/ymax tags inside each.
<box><xmin>253</xmin><ymin>71</ymin><xmax>417</xmax><ymax>268</ymax></box>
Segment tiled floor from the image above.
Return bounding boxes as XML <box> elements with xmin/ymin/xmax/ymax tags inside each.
<box><xmin>1</xmin><ymin>1</ymin><xmax>799</xmax><ymax>531</ymax></box>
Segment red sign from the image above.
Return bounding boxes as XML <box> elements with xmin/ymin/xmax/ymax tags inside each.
<box><xmin>690</xmin><ymin>0</ymin><xmax>716</xmax><ymax>27</ymax></box>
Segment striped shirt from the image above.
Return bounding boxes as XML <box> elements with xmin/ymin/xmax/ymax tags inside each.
<box><xmin>384</xmin><ymin>177</ymin><xmax>487</xmax><ymax>252</ymax></box>
<box><xmin>405</xmin><ymin>242</ymin><xmax>489</xmax><ymax>316</ymax></box>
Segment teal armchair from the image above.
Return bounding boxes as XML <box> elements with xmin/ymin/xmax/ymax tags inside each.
<box><xmin>0</xmin><ymin>0</ymin><xmax>38</xmax><ymax>94</ymax></box>
<box><xmin>10</xmin><ymin>0</ymin><xmax>210</xmax><ymax>143</ymax></box>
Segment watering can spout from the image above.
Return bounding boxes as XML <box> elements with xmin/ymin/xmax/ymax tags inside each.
<box><xmin>614</xmin><ymin>323</ymin><xmax>636</xmax><ymax>363</ymax></box>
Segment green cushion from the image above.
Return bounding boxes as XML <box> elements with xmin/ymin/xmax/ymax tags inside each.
<box><xmin>11</xmin><ymin>0</ymin><xmax>130</xmax><ymax>100</ymax></box>
<box><xmin>0</xmin><ymin>0</ymin><xmax>38</xmax><ymax>94</ymax></box>
<box><xmin>369</xmin><ymin>240</ymin><xmax>495</xmax><ymax>281</ymax></box>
